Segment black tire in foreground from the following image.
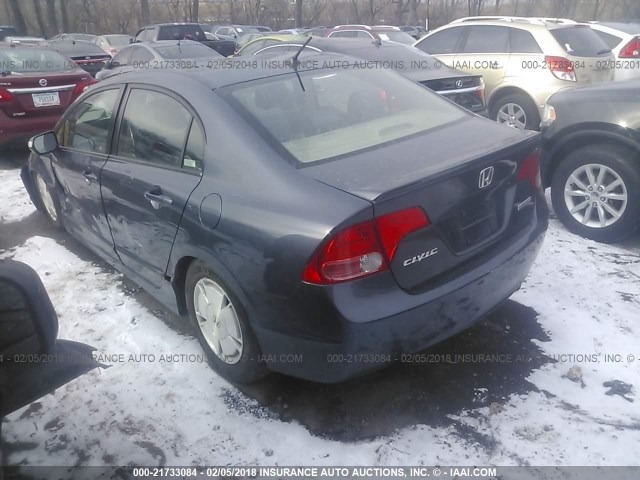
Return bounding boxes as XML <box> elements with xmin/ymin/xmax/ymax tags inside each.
<box><xmin>551</xmin><ymin>144</ymin><xmax>640</xmax><ymax>243</ymax></box>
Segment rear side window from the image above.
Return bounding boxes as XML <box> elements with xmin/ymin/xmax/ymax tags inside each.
<box><xmin>550</xmin><ymin>26</ymin><xmax>611</xmax><ymax>57</ymax></box>
<box><xmin>58</xmin><ymin>89</ymin><xmax>120</xmax><ymax>154</ymax></box>
<box><xmin>117</xmin><ymin>89</ymin><xmax>193</xmax><ymax>167</ymax></box>
<box><xmin>593</xmin><ymin>30</ymin><xmax>623</xmax><ymax>49</ymax></box>
<box><xmin>510</xmin><ymin>28</ymin><xmax>542</xmax><ymax>53</ymax></box>
<box><xmin>131</xmin><ymin>46</ymin><xmax>154</xmax><ymax>62</ymax></box>
<box><xmin>183</xmin><ymin>121</ymin><xmax>205</xmax><ymax>171</ymax></box>
<box><xmin>415</xmin><ymin>27</ymin><xmax>465</xmax><ymax>54</ymax></box>
<box><xmin>462</xmin><ymin>26</ymin><xmax>509</xmax><ymax>53</ymax></box>
<box><xmin>112</xmin><ymin>46</ymin><xmax>134</xmax><ymax>66</ymax></box>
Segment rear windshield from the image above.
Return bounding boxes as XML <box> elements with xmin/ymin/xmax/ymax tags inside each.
<box><xmin>550</xmin><ymin>26</ymin><xmax>611</xmax><ymax>57</ymax></box>
<box><xmin>156</xmin><ymin>43</ymin><xmax>218</xmax><ymax>59</ymax></box>
<box><xmin>220</xmin><ymin>67</ymin><xmax>466</xmax><ymax>165</ymax></box>
<box><xmin>158</xmin><ymin>25</ymin><xmax>206</xmax><ymax>41</ymax></box>
<box><xmin>53</xmin><ymin>41</ymin><xmax>106</xmax><ymax>55</ymax></box>
<box><xmin>0</xmin><ymin>48</ymin><xmax>73</xmax><ymax>73</ymax></box>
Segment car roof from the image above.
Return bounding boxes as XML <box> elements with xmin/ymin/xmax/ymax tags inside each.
<box><xmin>591</xmin><ymin>22</ymin><xmax>640</xmax><ymax>35</ymax></box>
<box><xmin>435</xmin><ymin>19</ymin><xmax>582</xmax><ymax>31</ymax></box>
<box><xmin>97</xmin><ymin>51</ymin><xmax>371</xmax><ymax>90</ymax></box>
<box><xmin>49</xmin><ymin>39</ymin><xmax>105</xmax><ymax>52</ymax></box>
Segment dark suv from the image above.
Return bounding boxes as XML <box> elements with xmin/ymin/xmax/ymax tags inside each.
<box><xmin>134</xmin><ymin>23</ymin><xmax>235</xmax><ymax>57</ymax></box>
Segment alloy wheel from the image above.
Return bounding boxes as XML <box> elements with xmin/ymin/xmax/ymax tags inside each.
<box><xmin>497</xmin><ymin>103</ymin><xmax>527</xmax><ymax>130</ymax></box>
<box><xmin>563</xmin><ymin>163</ymin><xmax>628</xmax><ymax>228</ymax></box>
<box><xmin>193</xmin><ymin>277</ymin><xmax>243</xmax><ymax>364</ymax></box>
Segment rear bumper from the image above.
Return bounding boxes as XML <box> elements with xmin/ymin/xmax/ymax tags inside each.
<box><xmin>0</xmin><ymin>112</ymin><xmax>59</xmax><ymax>148</ymax></box>
<box><xmin>255</xmin><ymin>199</ymin><xmax>548</xmax><ymax>383</ymax></box>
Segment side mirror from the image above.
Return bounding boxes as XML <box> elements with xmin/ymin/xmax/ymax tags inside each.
<box><xmin>104</xmin><ymin>59</ymin><xmax>113</xmax><ymax>69</ymax></box>
<box><xmin>28</xmin><ymin>131</ymin><xmax>58</xmax><ymax>155</ymax></box>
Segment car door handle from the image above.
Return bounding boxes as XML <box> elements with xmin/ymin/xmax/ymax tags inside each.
<box><xmin>144</xmin><ymin>189</ymin><xmax>173</xmax><ymax>208</ymax></box>
<box><xmin>83</xmin><ymin>169</ymin><xmax>94</xmax><ymax>184</ymax></box>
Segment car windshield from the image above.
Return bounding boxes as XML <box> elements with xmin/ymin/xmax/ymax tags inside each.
<box><xmin>551</xmin><ymin>26</ymin><xmax>611</xmax><ymax>57</ymax></box>
<box><xmin>107</xmin><ymin>35</ymin><xmax>132</xmax><ymax>46</ymax></box>
<box><xmin>0</xmin><ymin>48</ymin><xmax>73</xmax><ymax>72</ymax></box>
<box><xmin>156</xmin><ymin>43</ymin><xmax>218</xmax><ymax>58</ymax></box>
<box><xmin>221</xmin><ymin>67</ymin><xmax>466</xmax><ymax>165</ymax></box>
<box><xmin>376</xmin><ymin>31</ymin><xmax>416</xmax><ymax>45</ymax></box>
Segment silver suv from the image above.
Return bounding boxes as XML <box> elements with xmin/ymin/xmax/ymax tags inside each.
<box><xmin>414</xmin><ymin>18</ymin><xmax>615</xmax><ymax>130</ymax></box>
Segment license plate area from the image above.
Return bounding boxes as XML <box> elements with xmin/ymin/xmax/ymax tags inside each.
<box><xmin>32</xmin><ymin>92</ymin><xmax>60</xmax><ymax>107</ymax></box>
<box><xmin>442</xmin><ymin>199</ymin><xmax>499</xmax><ymax>252</ymax></box>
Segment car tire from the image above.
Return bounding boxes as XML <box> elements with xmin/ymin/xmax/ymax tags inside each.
<box><xmin>551</xmin><ymin>144</ymin><xmax>640</xmax><ymax>243</ymax></box>
<box><xmin>185</xmin><ymin>261</ymin><xmax>268</xmax><ymax>383</ymax></box>
<box><xmin>491</xmin><ymin>93</ymin><xmax>540</xmax><ymax>131</ymax></box>
<box><xmin>33</xmin><ymin>171</ymin><xmax>63</xmax><ymax>230</ymax></box>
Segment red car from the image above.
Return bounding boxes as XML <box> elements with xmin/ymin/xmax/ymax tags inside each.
<box><xmin>0</xmin><ymin>44</ymin><xmax>96</xmax><ymax>148</ymax></box>
<box><xmin>324</xmin><ymin>25</ymin><xmax>416</xmax><ymax>45</ymax></box>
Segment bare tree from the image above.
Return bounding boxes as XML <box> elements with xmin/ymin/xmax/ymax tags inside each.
<box><xmin>32</xmin><ymin>0</ymin><xmax>48</xmax><ymax>37</ymax></box>
<box><xmin>295</xmin><ymin>0</ymin><xmax>302</xmax><ymax>26</ymax></box>
<box><xmin>7</xmin><ymin>0</ymin><xmax>27</xmax><ymax>33</ymax></box>
<box><xmin>46</xmin><ymin>0</ymin><xmax>58</xmax><ymax>35</ymax></box>
<box><xmin>140</xmin><ymin>0</ymin><xmax>150</xmax><ymax>25</ymax></box>
<box><xmin>59</xmin><ymin>0</ymin><xmax>69</xmax><ymax>32</ymax></box>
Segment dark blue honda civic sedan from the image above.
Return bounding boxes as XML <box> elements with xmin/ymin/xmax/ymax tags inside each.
<box><xmin>22</xmin><ymin>53</ymin><xmax>548</xmax><ymax>383</ymax></box>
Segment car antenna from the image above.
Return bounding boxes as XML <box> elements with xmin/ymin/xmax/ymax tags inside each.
<box><xmin>290</xmin><ymin>36</ymin><xmax>312</xmax><ymax>92</ymax></box>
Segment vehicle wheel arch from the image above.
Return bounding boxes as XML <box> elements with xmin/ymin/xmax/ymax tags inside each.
<box><xmin>487</xmin><ymin>86</ymin><xmax>537</xmax><ymax>114</ymax></box>
<box><xmin>169</xmin><ymin>252</ymin><xmax>253</xmax><ymax>320</ymax></box>
<box><xmin>26</xmin><ymin>154</ymin><xmax>60</xmax><ymax>213</ymax></box>
<box><xmin>544</xmin><ymin>126</ymin><xmax>640</xmax><ymax>188</ymax></box>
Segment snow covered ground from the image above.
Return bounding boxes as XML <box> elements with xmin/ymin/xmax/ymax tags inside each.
<box><xmin>1</xmin><ymin>155</ymin><xmax>639</xmax><ymax>471</ymax></box>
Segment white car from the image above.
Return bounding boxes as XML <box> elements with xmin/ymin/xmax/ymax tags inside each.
<box><xmin>588</xmin><ymin>22</ymin><xmax>640</xmax><ymax>80</ymax></box>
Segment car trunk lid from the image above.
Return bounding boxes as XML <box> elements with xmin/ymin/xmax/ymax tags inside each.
<box><xmin>0</xmin><ymin>70</ymin><xmax>91</xmax><ymax>118</ymax></box>
<box><xmin>301</xmin><ymin>117</ymin><xmax>541</xmax><ymax>291</ymax></box>
<box><xmin>550</xmin><ymin>25</ymin><xmax>615</xmax><ymax>84</ymax></box>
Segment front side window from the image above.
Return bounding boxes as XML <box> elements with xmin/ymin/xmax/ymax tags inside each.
<box><xmin>462</xmin><ymin>26</ymin><xmax>509</xmax><ymax>53</ymax></box>
<box><xmin>58</xmin><ymin>89</ymin><xmax>120</xmax><ymax>154</ymax></box>
<box><xmin>116</xmin><ymin>89</ymin><xmax>193</xmax><ymax>168</ymax></box>
<box><xmin>415</xmin><ymin>26</ymin><xmax>465</xmax><ymax>54</ymax></box>
<box><xmin>221</xmin><ymin>68</ymin><xmax>466</xmax><ymax>165</ymax></box>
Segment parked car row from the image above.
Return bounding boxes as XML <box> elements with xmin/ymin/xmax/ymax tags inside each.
<box><xmin>2</xmin><ymin>17</ymin><xmax>640</xmax><ymax>246</ymax></box>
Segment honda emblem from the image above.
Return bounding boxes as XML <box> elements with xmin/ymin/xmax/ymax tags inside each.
<box><xmin>478</xmin><ymin>166</ymin><xmax>494</xmax><ymax>189</ymax></box>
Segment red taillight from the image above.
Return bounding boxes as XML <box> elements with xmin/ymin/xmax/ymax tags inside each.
<box><xmin>375</xmin><ymin>207</ymin><xmax>430</xmax><ymax>260</ymax></box>
<box><xmin>619</xmin><ymin>38</ymin><xmax>640</xmax><ymax>58</ymax></box>
<box><xmin>0</xmin><ymin>88</ymin><xmax>14</xmax><ymax>103</ymax></box>
<box><xmin>302</xmin><ymin>207</ymin><xmax>430</xmax><ymax>285</ymax></box>
<box><xmin>545</xmin><ymin>55</ymin><xmax>576</xmax><ymax>82</ymax></box>
<box><xmin>73</xmin><ymin>78</ymin><xmax>97</xmax><ymax>95</ymax></box>
<box><xmin>517</xmin><ymin>150</ymin><xmax>542</xmax><ymax>191</ymax></box>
